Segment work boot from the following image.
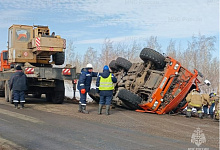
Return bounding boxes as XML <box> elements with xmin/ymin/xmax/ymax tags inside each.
<box><xmin>198</xmin><ymin>113</ymin><xmax>203</xmax><ymax>119</ymax></box>
<box><xmin>81</xmin><ymin>105</ymin><xmax>89</xmax><ymax>114</ymax></box>
<box><xmin>98</xmin><ymin>104</ymin><xmax>103</xmax><ymax>115</ymax></box>
<box><xmin>78</xmin><ymin>104</ymin><xmax>82</xmax><ymax>113</ymax></box>
<box><xmin>14</xmin><ymin>102</ymin><xmax>18</xmax><ymax>109</ymax></box>
<box><xmin>106</xmin><ymin>105</ymin><xmax>110</xmax><ymax>115</ymax></box>
<box><xmin>20</xmin><ymin>102</ymin><xmax>24</xmax><ymax>109</ymax></box>
<box><xmin>186</xmin><ymin>111</ymin><xmax>191</xmax><ymax>118</ymax></box>
<box><xmin>210</xmin><ymin>114</ymin><xmax>214</xmax><ymax>119</ymax></box>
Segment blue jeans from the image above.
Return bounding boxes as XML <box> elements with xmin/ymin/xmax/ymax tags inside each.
<box><xmin>80</xmin><ymin>92</ymin><xmax>87</xmax><ymax>105</ymax></box>
<box><xmin>13</xmin><ymin>90</ymin><xmax>25</xmax><ymax>103</ymax></box>
<box><xmin>203</xmin><ymin>105</ymin><xmax>208</xmax><ymax>114</ymax></box>
<box><xmin>209</xmin><ymin>103</ymin><xmax>215</xmax><ymax>115</ymax></box>
<box><xmin>99</xmin><ymin>96</ymin><xmax>112</xmax><ymax>105</ymax></box>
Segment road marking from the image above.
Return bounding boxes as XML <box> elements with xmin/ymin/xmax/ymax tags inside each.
<box><xmin>0</xmin><ymin>136</ymin><xmax>26</xmax><ymax>150</ymax></box>
<box><xmin>0</xmin><ymin>108</ymin><xmax>44</xmax><ymax>124</ymax></box>
<box><xmin>0</xmin><ymin>117</ymin><xmax>11</xmax><ymax>123</ymax></box>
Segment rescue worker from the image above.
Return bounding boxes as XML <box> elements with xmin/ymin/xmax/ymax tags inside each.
<box><xmin>209</xmin><ymin>92</ymin><xmax>216</xmax><ymax>119</ymax></box>
<box><xmin>9</xmin><ymin>65</ymin><xmax>27</xmax><ymax>109</ymax></box>
<box><xmin>186</xmin><ymin>89</ymin><xmax>203</xmax><ymax>119</ymax></box>
<box><xmin>214</xmin><ymin>87</ymin><xmax>220</xmax><ymax>120</ymax></box>
<box><xmin>77</xmin><ymin>63</ymin><xmax>98</xmax><ymax>114</ymax></box>
<box><xmin>96</xmin><ymin>65</ymin><xmax>117</xmax><ymax>115</ymax></box>
<box><xmin>214</xmin><ymin>94</ymin><xmax>219</xmax><ymax>120</ymax></box>
<box><xmin>202</xmin><ymin>93</ymin><xmax>212</xmax><ymax>118</ymax></box>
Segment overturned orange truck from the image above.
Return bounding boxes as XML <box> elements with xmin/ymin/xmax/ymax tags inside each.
<box><xmin>89</xmin><ymin>48</ymin><xmax>210</xmax><ymax>114</ymax></box>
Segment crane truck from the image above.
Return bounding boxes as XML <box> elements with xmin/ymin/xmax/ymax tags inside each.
<box><xmin>0</xmin><ymin>24</ymin><xmax>77</xmax><ymax>104</ymax></box>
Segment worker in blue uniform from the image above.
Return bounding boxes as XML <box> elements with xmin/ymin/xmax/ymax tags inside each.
<box><xmin>77</xmin><ymin>63</ymin><xmax>98</xmax><ymax>114</ymax></box>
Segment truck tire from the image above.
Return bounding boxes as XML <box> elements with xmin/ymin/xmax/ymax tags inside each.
<box><xmin>0</xmin><ymin>81</ymin><xmax>5</xmax><ymax>97</ymax></box>
<box><xmin>33</xmin><ymin>94</ymin><xmax>41</xmax><ymax>98</ymax></box>
<box><xmin>0</xmin><ymin>91</ymin><xmax>4</xmax><ymax>97</ymax></box>
<box><xmin>5</xmin><ymin>81</ymin><xmax>9</xmax><ymax>102</ymax></box>
<box><xmin>46</xmin><ymin>93</ymin><xmax>53</xmax><ymax>102</ymax></box>
<box><xmin>9</xmin><ymin>89</ymin><xmax>13</xmax><ymax>104</ymax></box>
<box><xmin>54</xmin><ymin>52</ymin><xmax>65</xmax><ymax>65</ymax></box>
<box><xmin>88</xmin><ymin>88</ymin><xmax>100</xmax><ymax>103</ymax></box>
<box><xmin>52</xmin><ymin>91</ymin><xmax>64</xmax><ymax>104</ymax></box>
<box><xmin>140</xmin><ymin>48</ymin><xmax>166</xmax><ymax>69</ymax></box>
<box><xmin>115</xmin><ymin>57</ymin><xmax>132</xmax><ymax>71</ymax></box>
<box><xmin>109</xmin><ymin>60</ymin><xmax>118</xmax><ymax>72</ymax></box>
<box><xmin>117</xmin><ymin>89</ymin><xmax>142</xmax><ymax>110</ymax></box>
<box><xmin>4</xmin><ymin>81</ymin><xmax>13</xmax><ymax>103</ymax></box>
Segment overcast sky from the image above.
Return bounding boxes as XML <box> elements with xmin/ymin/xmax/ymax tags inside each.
<box><xmin>0</xmin><ymin>0</ymin><xmax>219</xmax><ymax>57</ymax></box>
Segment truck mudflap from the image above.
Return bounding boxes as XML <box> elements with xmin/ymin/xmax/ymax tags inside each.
<box><xmin>25</xmin><ymin>67</ymin><xmax>76</xmax><ymax>80</ymax></box>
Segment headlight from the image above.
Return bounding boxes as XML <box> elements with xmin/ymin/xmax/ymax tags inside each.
<box><xmin>174</xmin><ymin>64</ymin><xmax>179</xmax><ymax>70</ymax></box>
<box><xmin>153</xmin><ymin>101</ymin><xmax>158</xmax><ymax>107</ymax></box>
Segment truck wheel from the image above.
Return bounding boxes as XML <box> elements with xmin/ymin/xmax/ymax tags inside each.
<box><xmin>115</xmin><ymin>57</ymin><xmax>132</xmax><ymax>71</ymax></box>
<box><xmin>9</xmin><ymin>89</ymin><xmax>13</xmax><ymax>104</ymax></box>
<box><xmin>5</xmin><ymin>81</ymin><xmax>9</xmax><ymax>102</ymax></box>
<box><xmin>0</xmin><ymin>91</ymin><xmax>4</xmax><ymax>97</ymax></box>
<box><xmin>54</xmin><ymin>52</ymin><xmax>65</xmax><ymax>65</ymax></box>
<box><xmin>109</xmin><ymin>60</ymin><xmax>118</xmax><ymax>72</ymax></box>
<box><xmin>0</xmin><ymin>81</ymin><xmax>5</xmax><ymax>97</ymax></box>
<box><xmin>117</xmin><ymin>89</ymin><xmax>142</xmax><ymax>110</ymax></box>
<box><xmin>52</xmin><ymin>91</ymin><xmax>64</xmax><ymax>104</ymax></box>
<box><xmin>140</xmin><ymin>48</ymin><xmax>166</xmax><ymax>69</ymax></box>
<box><xmin>46</xmin><ymin>93</ymin><xmax>53</xmax><ymax>102</ymax></box>
<box><xmin>88</xmin><ymin>88</ymin><xmax>100</xmax><ymax>104</ymax></box>
<box><xmin>33</xmin><ymin>94</ymin><xmax>41</xmax><ymax>98</ymax></box>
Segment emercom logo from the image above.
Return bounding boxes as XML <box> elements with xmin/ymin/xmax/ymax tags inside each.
<box><xmin>191</xmin><ymin>127</ymin><xmax>206</xmax><ymax>147</ymax></box>
<box><xmin>188</xmin><ymin>127</ymin><xmax>209</xmax><ymax>150</ymax></box>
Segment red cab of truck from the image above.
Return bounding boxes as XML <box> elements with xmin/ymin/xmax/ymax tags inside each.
<box><xmin>136</xmin><ymin>57</ymin><xmax>201</xmax><ymax>114</ymax></box>
<box><xmin>0</xmin><ymin>50</ymin><xmax>10</xmax><ymax>71</ymax></box>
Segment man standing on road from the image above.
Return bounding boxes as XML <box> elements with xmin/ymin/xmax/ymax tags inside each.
<box><xmin>96</xmin><ymin>65</ymin><xmax>117</xmax><ymax>115</ymax></box>
<box><xmin>77</xmin><ymin>63</ymin><xmax>98</xmax><ymax>114</ymax></box>
<box><xmin>201</xmin><ymin>93</ymin><xmax>212</xmax><ymax>118</ymax></box>
<box><xmin>209</xmin><ymin>92</ymin><xmax>217</xmax><ymax>119</ymax></box>
<box><xmin>9</xmin><ymin>65</ymin><xmax>27</xmax><ymax>109</ymax></box>
<box><xmin>186</xmin><ymin>89</ymin><xmax>203</xmax><ymax>119</ymax></box>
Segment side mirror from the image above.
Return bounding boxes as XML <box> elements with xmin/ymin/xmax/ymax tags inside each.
<box><xmin>3</xmin><ymin>52</ymin><xmax>8</xmax><ymax>60</ymax></box>
<box><xmin>204</xmin><ymin>80</ymin><xmax>211</xmax><ymax>86</ymax></box>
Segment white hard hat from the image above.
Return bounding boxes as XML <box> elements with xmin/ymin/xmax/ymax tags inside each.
<box><xmin>86</xmin><ymin>63</ymin><xmax>93</xmax><ymax>68</ymax></box>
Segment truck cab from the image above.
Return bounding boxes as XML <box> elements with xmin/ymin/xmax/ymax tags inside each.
<box><xmin>0</xmin><ymin>50</ymin><xmax>10</xmax><ymax>71</ymax></box>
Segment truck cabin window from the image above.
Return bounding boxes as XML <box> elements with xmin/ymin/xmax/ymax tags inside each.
<box><xmin>16</xmin><ymin>29</ymin><xmax>30</xmax><ymax>42</ymax></box>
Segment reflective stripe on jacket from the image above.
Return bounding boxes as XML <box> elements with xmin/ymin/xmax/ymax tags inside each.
<box><xmin>99</xmin><ymin>73</ymin><xmax>114</xmax><ymax>90</ymax></box>
<box><xmin>186</xmin><ymin>91</ymin><xmax>203</xmax><ymax>107</ymax></box>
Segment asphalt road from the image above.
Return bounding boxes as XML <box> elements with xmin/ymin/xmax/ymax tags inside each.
<box><xmin>0</xmin><ymin>97</ymin><xmax>219</xmax><ymax>150</ymax></box>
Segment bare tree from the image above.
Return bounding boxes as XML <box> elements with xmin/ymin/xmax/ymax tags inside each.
<box><xmin>83</xmin><ymin>47</ymin><xmax>98</xmax><ymax>69</ymax></box>
<box><xmin>65</xmin><ymin>40</ymin><xmax>76</xmax><ymax>65</ymax></box>
<box><xmin>98</xmin><ymin>38</ymin><xmax>115</xmax><ymax>71</ymax></box>
<box><xmin>114</xmin><ymin>40</ymin><xmax>142</xmax><ymax>62</ymax></box>
<box><xmin>166</xmin><ymin>39</ymin><xmax>176</xmax><ymax>58</ymax></box>
<box><xmin>146</xmin><ymin>36</ymin><xmax>162</xmax><ymax>53</ymax></box>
